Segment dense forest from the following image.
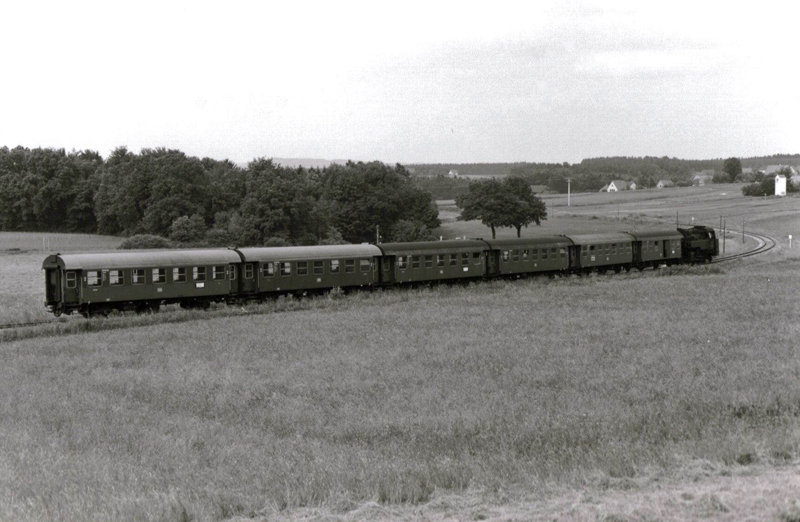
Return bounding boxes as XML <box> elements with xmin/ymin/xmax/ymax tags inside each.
<box><xmin>410</xmin><ymin>154</ymin><xmax>800</xmax><ymax>195</ymax></box>
<box><xmin>0</xmin><ymin>147</ymin><xmax>439</xmax><ymax>245</ymax></box>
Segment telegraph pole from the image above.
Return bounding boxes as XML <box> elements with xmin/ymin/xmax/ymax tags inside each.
<box><xmin>742</xmin><ymin>218</ymin><xmax>745</xmax><ymax>244</ymax></box>
<box><xmin>723</xmin><ymin>220</ymin><xmax>726</xmax><ymax>253</ymax></box>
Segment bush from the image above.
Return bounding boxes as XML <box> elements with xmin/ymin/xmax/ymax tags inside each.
<box><xmin>118</xmin><ymin>234</ymin><xmax>174</xmax><ymax>249</ymax></box>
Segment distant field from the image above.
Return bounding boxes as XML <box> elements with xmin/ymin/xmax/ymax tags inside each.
<box><xmin>437</xmin><ymin>184</ymin><xmax>799</xmax><ymax>253</ymax></box>
<box><xmin>0</xmin><ymin>232</ymin><xmax>120</xmax><ymax>323</ymax></box>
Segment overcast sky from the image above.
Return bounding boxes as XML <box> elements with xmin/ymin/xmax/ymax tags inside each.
<box><xmin>1</xmin><ymin>1</ymin><xmax>797</xmax><ymax>165</ymax></box>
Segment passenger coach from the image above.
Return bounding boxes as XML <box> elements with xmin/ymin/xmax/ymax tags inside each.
<box><xmin>42</xmin><ymin>250</ymin><xmax>242</xmax><ymax>317</ymax></box>
<box><xmin>235</xmin><ymin>244</ymin><xmax>383</xmax><ymax>297</ymax></box>
<box><xmin>376</xmin><ymin>240</ymin><xmax>487</xmax><ymax>284</ymax></box>
<box><xmin>484</xmin><ymin>237</ymin><xmax>573</xmax><ymax>277</ymax></box>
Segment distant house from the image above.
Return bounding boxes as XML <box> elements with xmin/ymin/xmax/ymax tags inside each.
<box><xmin>599</xmin><ymin>180</ymin><xmax>629</xmax><ymax>192</ymax></box>
<box><xmin>629</xmin><ymin>182</ymin><xmax>637</xmax><ymax>190</ymax></box>
<box><xmin>692</xmin><ymin>170</ymin><xmax>714</xmax><ymax>185</ymax></box>
<box><xmin>741</xmin><ymin>167</ymin><xmax>753</xmax><ymax>175</ymax></box>
<box><xmin>776</xmin><ymin>174</ymin><xmax>787</xmax><ymax>196</ymax></box>
<box><xmin>763</xmin><ymin>165</ymin><xmax>797</xmax><ymax>176</ymax></box>
<box><xmin>656</xmin><ymin>180</ymin><xmax>674</xmax><ymax>189</ymax></box>
<box><xmin>530</xmin><ymin>185</ymin><xmax>549</xmax><ymax>194</ymax></box>
<box><xmin>448</xmin><ymin>170</ymin><xmax>459</xmax><ymax>179</ymax></box>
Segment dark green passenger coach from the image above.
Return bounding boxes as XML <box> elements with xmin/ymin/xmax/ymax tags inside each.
<box><xmin>376</xmin><ymin>240</ymin><xmax>487</xmax><ymax>284</ymax></box>
<box><xmin>236</xmin><ymin>244</ymin><xmax>383</xmax><ymax>296</ymax></box>
<box><xmin>42</xmin><ymin>250</ymin><xmax>242</xmax><ymax>316</ymax></box>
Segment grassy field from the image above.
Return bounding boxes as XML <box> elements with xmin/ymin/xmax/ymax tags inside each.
<box><xmin>0</xmin><ymin>232</ymin><xmax>121</xmax><ymax>323</ymax></box>
<box><xmin>1</xmin><ymin>188</ymin><xmax>800</xmax><ymax>521</ymax></box>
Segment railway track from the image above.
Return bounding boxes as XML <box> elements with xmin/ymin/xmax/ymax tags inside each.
<box><xmin>711</xmin><ymin>229</ymin><xmax>777</xmax><ymax>263</ymax></box>
<box><xmin>0</xmin><ymin>319</ymin><xmax>65</xmax><ymax>331</ymax></box>
<box><xmin>1</xmin><ymin>230</ymin><xmax>778</xmax><ymax>333</ymax></box>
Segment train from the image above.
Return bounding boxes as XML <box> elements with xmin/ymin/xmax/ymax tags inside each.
<box><xmin>42</xmin><ymin>226</ymin><xmax>718</xmax><ymax>318</ymax></box>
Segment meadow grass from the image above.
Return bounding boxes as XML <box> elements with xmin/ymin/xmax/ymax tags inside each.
<box><xmin>1</xmin><ymin>257</ymin><xmax>799</xmax><ymax>521</ymax></box>
<box><xmin>0</xmin><ymin>232</ymin><xmax>120</xmax><ymax>323</ymax></box>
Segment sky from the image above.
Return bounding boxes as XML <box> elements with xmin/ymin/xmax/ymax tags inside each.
<box><xmin>1</xmin><ymin>1</ymin><xmax>797</xmax><ymax>165</ymax></box>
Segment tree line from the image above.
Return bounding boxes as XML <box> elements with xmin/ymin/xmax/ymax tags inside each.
<box><xmin>0</xmin><ymin>146</ymin><xmax>440</xmax><ymax>246</ymax></box>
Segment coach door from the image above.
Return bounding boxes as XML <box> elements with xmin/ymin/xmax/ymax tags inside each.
<box><xmin>485</xmin><ymin>250</ymin><xmax>499</xmax><ymax>277</ymax></box>
<box><xmin>632</xmin><ymin>242</ymin><xmax>642</xmax><ymax>264</ymax></box>
<box><xmin>45</xmin><ymin>269</ymin><xmax>61</xmax><ymax>303</ymax></box>
<box><xmin>568</xmin><ymin>246</ymin><xmax>580</xmax><ymax>270</ymax></box>
<box><xmin>379</xmin><ymin>256</ymin><xmax>395</xmax><ymax>285</ymax></box>
<box><xmin>228</xmin><ymin>264</ymin><xmax>239</xmax><ymax>293</ymax></box>
<box><xmin>63</xmin><ymin>270</ymin><xmax>80</xmax><ymax>303</ymax></box>
<box><xmin>241</xmin><ymin>263</ymin><xmax>257</xmax><ymax>294</ymax></box>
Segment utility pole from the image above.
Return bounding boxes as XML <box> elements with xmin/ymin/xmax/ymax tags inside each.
<box><xmin>723</xmin><ymin>220</ymin><xmax>726</xmax><ymax>254</ymax></box>
<box><xmin>676</xmin><ymin>210</ymin><xmax>679</xmax><ymax>226</ymax></box>
<box><xmin>376</xmin><ymin>225</ymin><xmax>380</xmax><ymax>244</ymax></box>
<box><xmin>567</xmin><ymin>178</ymin><xmax>571</xmax><ymax>207</ymax></box>
<box><xmin>742</xmin><ymin>218</ymin><xmax>745</xmax><ymax>244</ymax></box>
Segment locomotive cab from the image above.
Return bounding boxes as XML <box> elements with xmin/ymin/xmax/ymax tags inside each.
<box><xmin>678</xmin><ymin>226</ymin><xmax>718</xmax><ymax>263</ymax></box>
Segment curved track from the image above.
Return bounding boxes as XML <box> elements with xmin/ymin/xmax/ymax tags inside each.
<box><xmin>711</xmin><ymin>229</ymin><xmax>777</xmax><ymax>264</ymax></box>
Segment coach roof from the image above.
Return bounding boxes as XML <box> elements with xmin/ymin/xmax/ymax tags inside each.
<box><xmin>626</xmin><ymin>229</ymin><xmax>683</xmax><ymax>240</ymax></box>
<box><xmin>237</xmin><ymin>244</ymin><xmax>383</xmax><ymax>262</ymax></box>
<box><xmin>485</xmin><ymin>236</ymin><xmax>573</xmax><ymax>248</ymax></box>
<box><xmin>564</xmin><ymin>232</ymin><xmax>635</xmax><ymax>244</ymax></box>
<box><xmin>377</xmin><ymin>240</ymin><xmax>488</xmax><ymax>256</ymax></box>
<box><xmin>41</xmin><ymin>249</ymin><xmax>242</xmax><ymax>270</ymax></box>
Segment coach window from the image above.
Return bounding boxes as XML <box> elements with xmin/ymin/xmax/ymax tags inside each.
<box><xmin>523</xmin><ymin>249</ymin><xmax>529</xmax><ymax>261</ymax></box>
<box><xmin>313</xmin><ymin>261</ymin><xmax>324</xmax><ymax>275</ymax></box>
<box><xmin>473</xmin><ymin>252</ymin><xmax>481</xmax><ymax>265</ymax></box>
<box><xmin>228</xmin><ymin>265</ymin><xmax>237</xmax><ymax>280</ymax></box>
<box><xmin>213</xmin><ymin>266</ymin><xmax>226</xmax><ymax>280</ymax></box>
<box><xmin>297</xmin><ymin>262</ymin><xmax>308</xmax><ymax>276</ymax></box>
<box><xmin>611</xmin><ymin>244</ymin><xmax>617</xmax><ymax>255</ymax></box>
<box><xmin>132</xmin><ymin>269</ymin><xmax>145</xmax><ymax>285</ymax></box>
<box><xmin>512</xmin><ymin>250</ymin><xmax>519</xmax><ymax>262</ymax></box>
<box><xmin>152</xmin><ymin>268</ymin><xmax>166</xmax><ymax>284</ymax></box>
<box><xmin>345</xmin><ymin>259</ymin><xmax>355</xmax><ymax>273</ymax></box>
<box><xmin>109</xmin><ymin>270</ymin><xmax>123</xmax><ymax>286</ymax></box>
<box><xmin>244</xmin><ymin>264</ymin><xmax>254</xmax><ymax>279</ymax></box>
<box><xmin>360</xmin><ymin>259</ymin><xmax>371</xmax><ymax>272</ymax></box>
<box><xmin>532</xmin><ymin>249</ymin><xmax>539</xmax><ymax>261</ymax></box>
<box><xmin>542</xmin><ymin>249</ymin><xmax>548</xmax><ymax>260</ymax></box>
<box><xmin>87</xmin><ymin>270</ymin><xmax>102</xmax><ymax>287</ymax></box>
<box><xmin>397</xmin><ymin>256</ymin><xmax>407</xmax><ymax>270</ymax></box>
<box><xmin>462</xmin><ymin>253</ymin><xmax>469</xmax><ymax>265</ymax></box>
<box><xmin>331</xmin><ymin>259</ymin><xmax>341</xmax><ymax>273</ymax></box>
<box><xmin>173</xmin><ymin>267</ymin><xmax>187</xmax><ymax>283</ymax></box>
<box><xmin>502</xmin><ymin>250</ymin><xmax>509</xmax><ymax>262</ymax></box>
<box><xmin>66</xmin><ymin>271</ymin><xmax>77</xmax><ymax>289</ymax></box>
<box><xmin>424</xmin><ymin>255</ymin><xmax>433</xmax><ymax>268</ymax></box>
<box><xmin>450</xmin><ymin>254</ymin><xmax>457</xmax><ymax>266</ymax></box>
<box><xmin>411</xmin><ymin>256</ymin><xmax>420</xmax><ymax>269</ymax></box>
<box><xmin>437</xmin><ymin>254</ymin><xmax>445</xmax><ymax>267</ymax></box>
<box><xmin>193</xmin><ymin>267</ymin><xmax>206</xmax><ymax>281</ymax></box>
<box><xmin>280</xmin><ymin>262</ymin><xmax>291</xmax><ymax>276</ymax></box>
<box><xmin>551</xmin><ymin>248</ymin><xmax>558</xmax><ymax>259</ymax></box>
<box><xmin>560</xmin><ymin>248</ymin><xmax>566</xmax><ymax>259</ymax></box>
<box><xmin>263</xmin><ymin>262</ymin><xmax>275</xmax><ymax>277</ymax></box>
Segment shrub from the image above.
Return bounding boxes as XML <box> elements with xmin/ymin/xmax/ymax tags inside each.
<box><xmin>118</xmin><ymin>234</ymin><xmax>174</xmax><ymax>249</ymax></box>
